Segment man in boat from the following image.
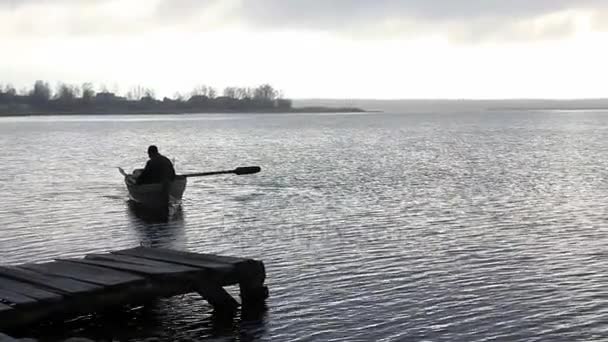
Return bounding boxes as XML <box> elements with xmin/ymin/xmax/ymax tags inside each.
<box><xmin>136</xmin><ymin>145</ymin><xmax>176</xmax><ymax>185</ymax></box>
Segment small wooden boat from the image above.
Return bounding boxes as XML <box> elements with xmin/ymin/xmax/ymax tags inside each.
<box><xmin>119</xmin><ymin>168</ymin><xmax>187</xmax><ymax>208</ymax></box>
<box><xmin>118</xmin><ymin>166</ymin><xmax>261</xmax><ymax>209</ymax></box>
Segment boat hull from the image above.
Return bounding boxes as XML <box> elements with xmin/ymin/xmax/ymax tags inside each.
<box><xmin>124</xmin><ymin>175</ymin><xmax>187</xmax><ymax>208</ymax></box>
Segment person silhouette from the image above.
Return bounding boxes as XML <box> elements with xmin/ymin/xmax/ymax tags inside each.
<box><xmin>136</xmin><ymin>145</ymin><xmax>176</xmax><ymax>185</ymax></box>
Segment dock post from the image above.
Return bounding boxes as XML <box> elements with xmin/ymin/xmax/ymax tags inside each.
<box><xmin>194</xmin><ymin>279</ymin><xmax>239</xmax><ymax>313</ymax></box>
<box><xmin>237</xmin><ymin>260</ymin><xmax>268</xmax><ymax>308</ymax></box>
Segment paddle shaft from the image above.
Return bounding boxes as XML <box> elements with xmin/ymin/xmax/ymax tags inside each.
<box><xmin>119</xmin><ymin>166</ymin><xmax>260</xmax><ymax>179</ymax></box>
<box><xmin>181</xmin><ymin>170</ymin><xmax>234</xmax><ymax>178</ymax></box>
<box><xmin>180</xmin><ymin>166</ymin><xmax>261</xmax><ymax>178</ymax></box>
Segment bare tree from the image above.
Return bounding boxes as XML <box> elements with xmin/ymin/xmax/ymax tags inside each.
<box><xmin>55</xmin><ymin>83</ymin><xmax>76</xmax><ymax>102</ymax></box>
<box><xmin>30</xmin><ymin>80</ymin><xmax>52</xmax><ymax>104</ymax></box>
<box><xmin>82</xmin><ymin>83</ymin><xmax>95</xmax><ymax>102</ymax></box>
<box><xmin>0</xmin><ymin>84</ymin><xmax>9</xmax><ymax>103</ymax></box>
<box><xmin>208</xmin><ymin>87</ymin><xmax>217</xmax><ymax>99</ymax></box>
<box><xmin>4</xmin><ymin>84</ymin><xmax>16</xmax><ymax>97</ymax></box>
<box><xmin>277</xmin><ymin>89</ymin><xmax>285</xmax><ymax>99</ymax></box>
<box><xmin>236</xmin><ymin>87</ymin><xmax>253</xmax><ymax>100</ymax></box>
<box><xmin>127</xmin><ymin>85</ymin><xmax>145</xmax><ymax>100</ymax></box>
<box><xmin>191</xmin><ymin>85</ymin><xmax>210</xmax><ymax>97</ymax></box>
<box><xmin>254</xmin><ymin>84</ymin><xmax>278</xmax><ymax>101</ymax></box>
<box><xmin>223</xmin><ymin>87</ymin><xmax>237</xmax><ymax>98</ymax></box>
<box><xmin>143</xmin><ymin>88</ymin><xmax>155</xmax><ymax>100</ymax></box>
<box><xmin>73</xmin><ymin>85</ymin><xmax>82</xmax><ymax>99</ymax></box>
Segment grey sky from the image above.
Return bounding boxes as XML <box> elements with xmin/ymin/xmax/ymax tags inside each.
<box><xmin>3</xmin><ymin>0</ymin><xmax>605</xmax><ymax>19</ymax></box>
<box><xmin>230</xmin><ymin>0</ymin><xmax>608</xmax><ymax>41</ymax></box>
<box><xmin>224</xmin><ymin>0</ymin><xmax>607</xmax><ymax>25</ymax></box>
<box><xmin>2</xmin><ymin>0</ymin><xmax>607</xmax><ymax>39</ymax></box>
<box><xmin>1</xmin><ymin>1</ymin><xmax>607</xmax><ymax>98</ymax></box>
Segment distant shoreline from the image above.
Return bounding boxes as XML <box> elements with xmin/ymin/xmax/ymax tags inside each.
<box><xmin>294</xmin><ymin>99</ymin><xmax>608</xmax><ymax>113</ymax></box>
<box><xmin>0</xmin><ymin>106</ymin><xmax>368</xmax><ymax>117</ymax></box>
<box><xmin>488</xmin><ymin>107</ymin><xmax>608</xmax><ymax>111</ymax></box>
<box><xmin>1</xmin><ymin>82</ymin><xmax>370</xmax><ymax>118</ymax></box>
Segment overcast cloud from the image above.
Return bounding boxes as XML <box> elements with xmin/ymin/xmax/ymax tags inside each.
<box><xmin>1</xmin><ymin>0</ymin><xmax>607</xmax><ymax>41</ymax></box>
<box><xmin>233</xmin><ymin>0</ymin><xmax>608</xmax><ymax>40</ymax></box>
<box><xmin>2</xmin><ymin>1</ymin><xmax>608</xmax><ymax>98</ymax></box>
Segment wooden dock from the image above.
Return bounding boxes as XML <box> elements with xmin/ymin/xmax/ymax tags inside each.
<box><xmin>0</xmin><ymin>247</ymin><xmax>268</xmax><ymax>331</ymax></box>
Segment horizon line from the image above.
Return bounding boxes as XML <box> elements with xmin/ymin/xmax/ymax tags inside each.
<box><xmin>292</xmin><ymin>98</ymin><xmax>608</xmax><ymax>101</ymax></box>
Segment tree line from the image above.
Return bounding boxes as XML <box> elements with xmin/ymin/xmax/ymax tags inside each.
<box><xmin>0</xmin><ymin>81</ymin><xmax>293</xmax><ymax>114</ymax></box>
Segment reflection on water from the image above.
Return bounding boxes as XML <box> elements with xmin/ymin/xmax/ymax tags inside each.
<box><xmin>126</xmin><ymin>201</ymin><xmax>187</xmax><ymax>248</ymax></box>
<box><xmin>24</xmin><ymin>296</ymin><xmax>268</xmax><ymax>341</ymax></box>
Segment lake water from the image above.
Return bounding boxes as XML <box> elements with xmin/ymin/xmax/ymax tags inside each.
<box><xmin>1</xmin><ymin>111</ymin><xmax>607</xmax><ymax>341</ymax></box>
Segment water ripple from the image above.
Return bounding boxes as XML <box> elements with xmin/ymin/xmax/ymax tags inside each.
<box><xmin>1</xmin><ymin>112</ymin><xmax>608</xmax><ymax>341</ymax></box>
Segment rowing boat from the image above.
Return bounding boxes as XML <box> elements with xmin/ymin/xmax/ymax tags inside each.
<box><xmin>118</xmin><ymin>165</ymin><xmax>261</xmax><ymax>209</ymax></box>
<box><xmin>119</xmin><ymin>168</ymin><xmax>187</xmax><ymax>208</ymax></box>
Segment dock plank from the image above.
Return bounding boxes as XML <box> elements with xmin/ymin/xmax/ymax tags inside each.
<box><xmin>85</xmin><ymin>253</ymin><xmax>201</xmax><ymax>271</ymax></box>
<box><xmin>21</xmin><ymin>262</ymin><xmax>145</xmax><ymax>287</ymax></box>
<box><xmin>61</xmin><ymin>258</ymin><xmax>199</xmax><ymax>276</ymax></box>
<box><xmin>114</xmin><ymin>247</ymin><xmax>241</xmax><ymax>271</ymax></box>
<box><xmin>118</xmin><ymin>247</ymin><xmax>247</xmax><ymax>264</ymax></box>
<box><xmin>0</xmin><ymin>266</ymin><xmax>100</xmax><ymax>295</ymax></box>
<box><xmin>0</xmin><ymin>247</ymin><xmax>268</xmax><ymax>331</ymax></box>
<box><xmin>0</xmin><ymin>289</ymin><xmax>38</xmax><ymax>306</ymax></box>
<box><xmin>0</xmin><ymin>276</ymin><xmax>62</xmax><ymax>302</ymax></box>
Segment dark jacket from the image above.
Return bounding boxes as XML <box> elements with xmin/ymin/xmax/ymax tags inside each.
<box><xmin>136</xmin><ymin>154</ymin><xmax>176</xmax><ymax>185</ymax></box>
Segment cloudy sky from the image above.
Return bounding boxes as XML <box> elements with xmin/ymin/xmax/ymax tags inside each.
<box><xmin>1</xmin><ymin>0</ymin><xmax>608</xmax><ymax>99</ymax></box>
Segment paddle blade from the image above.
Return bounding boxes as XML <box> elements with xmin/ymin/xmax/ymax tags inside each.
<box><xmin>234</xmin><ymin>166</ymin><xmax>261</xmax><ymax>175</ymax></box>
<box><xmin>118</xmin><ymin>167</ymin><xmax>127</xmax><ymax>177</ymax></box>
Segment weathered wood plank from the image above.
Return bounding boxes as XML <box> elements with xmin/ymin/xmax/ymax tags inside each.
<box><xmin>0</xmin><ymin>247</ymin><xmax>267</xmax><ymax>331</ymax></box>
<box><xmin>114</xmin><ymin>247</ymin><xmax>239</xmax><ymax>271</ymax></box>
<box><xmin>61</xmin><ymin>258</ymin><xmax>198</xmax><ymax>276</ymax></box>
<box><xmin>85</xmin><ymin>253</ymin><xmax>201</xmax><ymax>271</ymax></box>
<box><xmin>21</xmin><ymin>262</ymin><xmax>145</xmax><ymax>287</ymax></box>
<box><xmin>0</xmin><ymin>288</ymin><xmax>38</xmax><ymax>306</ymax></box>
<box><xmin>0</xmin><ymin>266</ymin><xmax>100</xmax><ymax>295</ymax></box>
<box><xmin>0</xmin><ymin>276</ymin><xmax>62</xmax><ymax>302</ymax></box>
<box><xmin>118</xmin><ymin>247</ymin><xmax>247</xmax><ymax>264</ymax></box>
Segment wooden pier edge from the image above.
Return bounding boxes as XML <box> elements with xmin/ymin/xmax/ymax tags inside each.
<box><xmin>0</xmin><ymin>247</ymin><xmax>269</xmax><ymax>332</ymax></box>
